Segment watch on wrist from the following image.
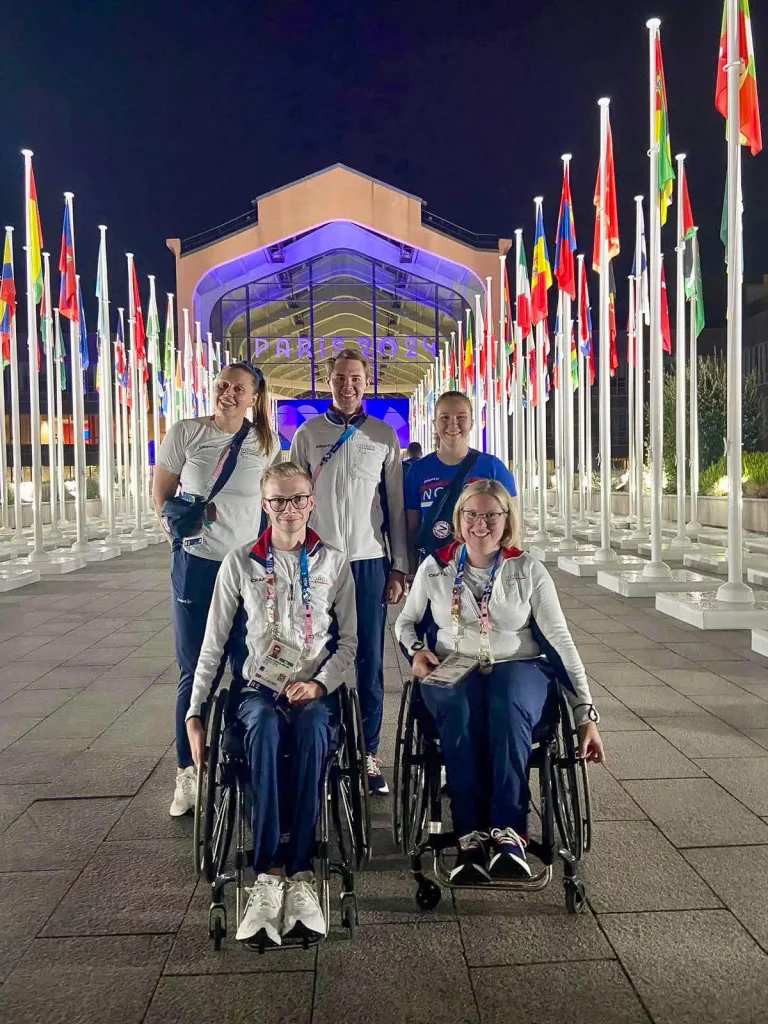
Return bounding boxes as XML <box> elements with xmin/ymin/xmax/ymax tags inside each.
<box><xmin>409</xmin><ymin>641</ymin><xmax>425</xmax><ymax>656</ymax></box>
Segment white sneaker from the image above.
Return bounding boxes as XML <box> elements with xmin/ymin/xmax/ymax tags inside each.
<box><xmin>282</xmin><ymin>871</ymin><xmax>326</xmax><ymax>939</ymax></box>
<box><xmin>236</xmin><ymin>874</ymin><xmax>284</xmax><ymax>944</ymax></box>
<box><xmin>169</xmin><ymin>766</ymin><xmax>196</xmax><ymax>817</ymax></box>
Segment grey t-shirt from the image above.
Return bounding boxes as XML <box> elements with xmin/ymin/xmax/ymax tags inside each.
<box><xmin>157</xmin><ymin>417</ymin><xmax>281</xmax><ymax>561</ymax></box>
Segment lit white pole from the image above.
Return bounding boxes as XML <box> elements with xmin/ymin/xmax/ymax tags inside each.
<box><xmin>498</xmin><ymin>255</ymin><xmax>509</xmax><ymax>467</ymax></box>
<box><xmin>643</xmin><ymin>19</ymin><xmax>673</xmax><ymax>578</ymax></box>
<box><xmin>207</xmin><ymin>331</ymin><xmax>215</xmax><ymax>416</ymax></box>
<box><xmin>183</xmin><ymin>308</ymin><xmax>193</xmax><ymax>418</ymax></box>
<box><xmin>147</xmin><ymin>275</ymin><xmax>162</xmax><ymax>476</ymax></box>
<box><xmin>5</xmin><ymin>228</ymin><xmax>28</xmax><ymax>553</ymax></box>
<box><xmin>670</xmin><ymin>154</ymin><xmax>692</xmax><ymax>550</ymax></box>
<box><xmin>97</xmin><ymin>226</ymin><xmax>119</xmax><ymax>546</ymax></box>
<box><xmin>195</xmin><ymin>320</ymin><xmax>204</xmax><ymax>419</ymax></box>
<box><xmin>560</xmin><ymin>167</ymin><xmax>577</xmax><ymax>551</ymax></box>
<box><xmin>553</xmin><ymin>291</ymin><xmax>563</xmax><ymax>524</ymax></box>
<box><xmin>718</xmin><ymin>0</ymin><xmax>752</xmax><ymax>603</ymax></box>
<box><xmin>0</xmin><ymin>265</ymin><xmax>9</xmax><ymax>536</ymax></box>
<box><xmin>166</xmin><ymin>294</ymin><xmax>176</xmax><ymax>429</ymax></box>
<box><xmin>595</xmin><ymin>99</ymin><xmax>616</xmax><ymax>563</ymax></box>
<box><xmin>483</xmin><ymin>279</ymin><xmax>494</xmax><ymax>457</ymax></box>
<box><xmin>575</xmin><ymin>254</ymin><xmax>588</xmax><ymax>528</ymax></box>
<box><xmin>531</xmin><ymin>197</ymin><xmax>550</xmax><ymax>543</ymax></box>
<box><xmin>69</xmin><ymin>267</ymin><xmax>89</xmax><ymax>554</ymax></box>
<box><xmin>513</xmin><ymin>230</ymin><xmax>525</xmax><ymax>513</ymax></box>
<box><xmin>126</xmin><ymin>255</ymin><xmax>144</xmax><ymax>538</ymax></box>
<box><xmin>41</xmin><ymin>252</ymin><xmax>61</xmax><ymax>542</ymax></box>
<box><xmin>526</xmin><ymin>331</ymin><xmax>536</xmax><ymax>513</ymax></box>
<box><xmin>687</xmin><ymin>228</ymin><xmax>701</xmax><ymax>537</ymax></box>
<box><xmin>631</xmin><ymin>196</ymin><xmax>649</xmax><ymax>541</ymax></box>
<box><xmin>627</xmin><ymin>274</ymin><xmax>636</xmax><ymax>525</ymax></box>
<box><xmin>53</xmin><ymin>309</ymin><xmax>67</xmax><ymax>529</ymax></box>
<box><xmin>114</xmin><ymin>332</ymin><xmax>124</xmax><ymax>519</ymax></box>
<box><xmin>118</xmin><ymin>308</ymin><xmax>130</xmax><ymax>519</ymax></box>
<box><xmin>468</xmin><ymin>306</ymin><xmax>481</xmax><ymax>448</ymax></box>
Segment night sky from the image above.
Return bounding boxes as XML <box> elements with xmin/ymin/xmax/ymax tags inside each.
<box><xmin>2</xmin><ymin>0</ymin><xmax>766</xmax><ymax>326</ymax></box>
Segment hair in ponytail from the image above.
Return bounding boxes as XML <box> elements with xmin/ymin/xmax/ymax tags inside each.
<box><xmin>221</xmin><ymin>361</ymin><xmax>275</xmax><ymax>456</ymax></box>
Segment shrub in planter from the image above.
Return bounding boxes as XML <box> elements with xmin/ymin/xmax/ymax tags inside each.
<box><xmin>699</xmin><ymin>452</ymin><xmax>768</xmax><ymax>498</ymax></box>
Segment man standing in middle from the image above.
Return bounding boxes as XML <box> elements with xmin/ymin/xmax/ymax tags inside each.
<box><xmin>290</xmin><ymin>348</ymin><xmax>407</xmax><ymax>795</ymax></box>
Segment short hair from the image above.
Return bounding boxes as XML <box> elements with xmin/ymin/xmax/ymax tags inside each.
<box><xmin>452</xmin><ymin>479</ymin><xmax>521</xmax><ymax>550</ymax></box>
<box><xmin>326</xmin><ymin>347</ymin><xmax>370</xmax><ymax>378</ymax></box>
<box><xmin>260</xmin><ymin>461</ymin><xmax>312</xmax><ymax>494</ymax></box>
<box><xmin>406</xmin><ymin>442</ymin><xmax>423</xmax><ymax>458</ymax></box>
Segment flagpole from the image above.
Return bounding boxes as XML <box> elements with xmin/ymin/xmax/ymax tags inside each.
<box><xmin>5</xmin><ymin>228</ymin><xmax>29</xmax><ymax>554</ymax></box>
<box><xmin>497</xmin><ymin>257</ymin><xmax>509</xmax><ymax>466</ymax></box>
<box><xmin>126</xmin><ymin>254</ymin><xmax>144</xmax><ymax>539</ymax></box>
<box><xmin>513</xmin><ymin>230</ymin><xmax>525</xmax><ymax>514</ymax></box>
<box><xmin>97</xmin><ymin>226</ymin><xmax>119</xmax><ymax>548</ymax></box>
<box><xmin>53</xmin><ymin>309</ymin><xmax>67</xmax><ymax>530</ymax></box>
<box><xmin>166</xmin><ymin>294</ymin><xmax>177</xmax><ymax>429</ymax></box>
<box><xmin>553</xmin><ymin>292</ymin><xmax>563</xmax><ymax>526</ymax></box>
<box><xmin>575</xmin><ymin>253</ymin><xmax>588</xmax><ymax>528</ymax></box>
<box><xmin>69</xmin><ymin>260</ymin><xmax>89</xmax><ymax>555</ymax></box>
<box><xmin>595</xmin><ymin>100</ymin><xmax>617</xmax><ymax>563</ymax></box>
<box><xmin>631</xmin><ymin>196</ymin><xmax>649</xmax><ymax>541</ymax></box>
<box><xmin>118</xmin><ymin>308</ymin><xmax>130</xmax><ymax>521</ymax></box>
<box><xmin>468</xmin><ymin>307</ymin><xmax>481</xmax><ymax>448</ymax></box>
<box><xmin>195</xmin><ymin>320</ymin><xmax>204</xmax><ymax>419</ymax></box>
<box><xmin>40</xmin><ymin>252</ymin><xmax>61</xmax><ymax>542</ymax></box>
<box><xmin>0</xmin><ymin>305</ymin><xmax>9</xmax><ymax>536</ymax></box>
<box><xmin>627</xmin><ymin>274</ymin><xmax>636</xmax><ymax>527</ymax></box>
<box><xmin>670</xmin><ymin>154</ymin><xmax>692</xmax><ymax>550</ymax></box>
<box><xmin>687</xmin><ymin>228</ymin><xmax>701</xmax><ymax>537</ymax></box>
<box><xmin>114</xmin><ymin>330</ymin><xmax>124</xmax><ymax>519</ymax></box>
<box><xmin>560</xmin><ymin>158</ymin><xmax>577</xmax><ymax>551</ymax></box>
<box><xmin>183</xmin><ymin>308</ymin><xmax>193</xmax><ymax>418</ymax></box>
<box><xmin>147</xmin><ymin>275</ymin><xmax>162</xmax><ymax>478</ymax></box>
<box><xmin>526</xmin><ymin>331</ymin><xmax>535</xmax><ymax>516</ymax></box>
<box><xmin>718</xmin><ymin>0</ymin><xmax>752</xmax><ymax>602</ymax></box>
<box><xmin>644</xmin><ymin>20</ymin><xmax>673</xmax><ymax>578</ymax></box>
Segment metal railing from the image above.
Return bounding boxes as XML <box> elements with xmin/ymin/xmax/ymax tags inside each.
<box><xmin>180</xmin><ymin>209</ymin><xmax>259</xmax><ymax>255</ymax></box>
<box><xmin>420</xmin><ymin>210</ymin><xmax>499</xmax><ymax>251</ymax></box>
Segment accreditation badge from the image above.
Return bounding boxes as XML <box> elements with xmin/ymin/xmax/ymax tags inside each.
<box><xmin>253</xmin><ymin>639</ymin><xmax>302</xmax><ymax>694</ymax></box>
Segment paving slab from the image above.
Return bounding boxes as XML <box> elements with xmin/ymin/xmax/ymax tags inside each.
<box><xmin>600</xmin><ymin>910</ymin><xmax>768</xmax><ymax>1024</ymax></box>
<box><xmin>578</xmin><ymin>644</ymin><xmax>630</xmax><ymax>664</ymax></box>
<box><xmin>459</xmin><ymin>904</ymin><xmax>613</xmax><ymax>966</ymax></box>
<box><xmin>314</xmin><ymin>923</ymin><xmax>478</xmax><ymax>1024</ymax></box>
<box><xmin>589</xmin><ymin>692</ymin><xmax>650</xmax><ymax>732</ymax></box>
<box><xmin>623</xmin><ymin>777</ymin><xmax>768</xmax><ymax>847</ymax></box>
<box><xmin>43</xmin><ymin>838</ymin><xmax>195</xmax><ymax>936</ymax></box>
<box><xmin>691</xmin><ymin>757</ymin><xmax>768</xmax><ymax>816</ymax></box>
<box><xmin>0</xmin><ymin>869</ymin><xmax>78</xmax><ymax>982</ymax></box>
<box><xmin>0</xmin><ymin>783</ymin><xmax>53</xmax><ymax>832</ymax></box>
<box><xmin>587</xmin><ymin>663</ymin><xmax>663</xmax><ymax>686</ymax></box>
<box><xmin>584</xmin><ymin>763</ymin><xmax>647</xmax><ymax>820</ymax></box>
<box><xmin>647</xmin><ymin>714</ymin><xmax>768</xmax><ymax>759</ymax></box>
<box><xmin>691</xmin><ymin>691</ymin><xmax>768</xmax><ymax>731</ymax></box>
<box><xmin>649</xmin><ymin>667</ymin><xmax>742</xmax><ymax>695</ymax></box>
<box><xmin>684</xmin><ymin>846</ymin><xmax>768</xmax><ymax>954</ymax></box>
<box><xmin>606</xmin><ymin>685</ymin><xmax>704</xmax><ymax>717</ymax></box>
<box><xmin>598</xmin><ymin>730</ymin><xmax>703</xmax><ymax>780</ymax></box>
<box><xmin>0</xmin><ymin>934</ymin><xmax>172</xmax><ymax>1024</ymax></box>
<box><xmin>471</xmin><ymin>961</ymin><xmax>651</xmax><ymax>1024</ymax></box>
<box><xmin>583</xmin><ymin>821</ymin><xmax>721</xmax><ymax>913</ymax></box>
<box><xmin>145</xmin><ymin>974</ymin><xmax>314</xmax><ymax>1024</ymax></box>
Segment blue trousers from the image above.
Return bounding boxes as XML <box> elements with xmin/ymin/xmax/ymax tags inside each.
<box><xmin>420</xmin><ymin>659</ymin><xmax>550</xmax><ymax>837</ymax></box>
<box><xmin>237</xmin><ymin>691</ymin><xmax>337</xmax><ymax>876</ymax></box>
<box><xmin>171</xmin><ymin>546</ymin><xmax>246</xmax><ymax>769</ymax></box>
<box><xmin>350</xmin><ymin>557</ymin><xmax>389</xmax><ymax>755</ymax></box>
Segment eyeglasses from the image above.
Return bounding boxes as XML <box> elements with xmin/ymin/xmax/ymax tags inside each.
<box><xmin>263</xmin><ymin>494</ymin><xmax>311</xmax><ymax>512</ymax></box>
<box><xmin>460</xmin><ymin>510</ymin><xmax>506</xmax><ymax>525</ymax></box>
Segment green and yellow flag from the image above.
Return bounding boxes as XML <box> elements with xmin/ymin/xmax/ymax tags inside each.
<box><xmin>655</xmin><ymin>35</ymin><xmax>675</xmax><ymax>225</ymax></box>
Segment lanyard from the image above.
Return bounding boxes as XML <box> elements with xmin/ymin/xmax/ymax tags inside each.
<box><xmin>451</xmin><ymin>545</ymin><xmax>502</xmax><ymax>664</ymax></box>
<box><xmin>311</xmin><ymin>418</ymin><xmax>365</xmax><ymax>484</ymax></box>
<box><xmin>265</xmin><ymin>545</ymin><xmax>314</xmax><ymax>652</ymax></box>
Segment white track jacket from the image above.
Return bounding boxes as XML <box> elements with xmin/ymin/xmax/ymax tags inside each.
<box><xmin>289</xmin><ymin>409</ymin><xmax>408</xmax><ymax>573</ymax></box>
<box><xmin>187</xmin><ymin>528</ymin><xmax>357</xmax><ymax>720</ymax></box>
<box><xmin>394</xmin><ymin>542</ymin><xmax>598</xmax><ymax>727</ymax></box>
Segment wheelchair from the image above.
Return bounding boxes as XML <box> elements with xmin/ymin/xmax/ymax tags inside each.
<box><xmin>192</xmin><ymin>682</ymin><xmax>372</xmax><ymax>951</ymax></box>
<box><xmin>391</xmin><ymin>665</ymin><xmax>592</xmax><ymax>914</ymax></box>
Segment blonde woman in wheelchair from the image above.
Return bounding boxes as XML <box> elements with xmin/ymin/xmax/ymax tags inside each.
<box><xmin>394</xmin><ymin>479</ymin><xmax>604</xmax><ymax>885</ymax></box>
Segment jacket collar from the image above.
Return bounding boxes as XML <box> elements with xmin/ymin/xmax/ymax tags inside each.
<box><xmin>433</xmin><ymin>540</ymin><xmax>524</xmax><ymax>570</ymax></box>
<box><xmin>249</xmin><ymin>526</ymin><xmax>324</xmax><ymax>566</ymax></box>
<box><xmin>325</xmin><ymin>405</ymin><xmax>367</xmax><ymax>427</ymax></box>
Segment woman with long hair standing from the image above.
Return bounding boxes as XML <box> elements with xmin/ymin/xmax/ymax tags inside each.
<box><xmin>153</xmin><ymin>361</ymin><xmax>280</xmax><ymax>816</ymax></box>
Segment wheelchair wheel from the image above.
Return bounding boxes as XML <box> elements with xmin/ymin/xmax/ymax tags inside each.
<box><xmin>392</xmin><ymin>680</ymin><xmax>428</xmax><ymax>856</ymax></box>
<box><xmin>337</xmin><ymin>686</ymin><xmax>371</xmax><ymax>870</ymax></box>
<box><xmin>192</xmin><ymin>763</ymin><xmax>206</xmax><ymax>877</ymax></box>
<box><xmin>550</xmin><ymin>692</ymin><xmax>591</xmax><ymax>862</ymax></box>
<box><xmin>202</xmin><ymin>689</ymin><xmax>236</xmax><ymax>882</ymax></box>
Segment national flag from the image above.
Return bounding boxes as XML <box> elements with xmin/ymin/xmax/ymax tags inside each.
<box><xmin>516</xmin><ymin>244</ymin><xmax>532</xmax><ymax>339</ymax></box>
<box><xmin>146</xmin><ymin>289</ymin><xmax>160</xmax><ymax>370</ymax></box>
<box><xmin>685</xmin><ymin>228</ymin><xmax>706</xmax><ymax>338</ymax></box>
<box><xmin>449</xmin><ymin>335</ymin><xmax>458</xmax><ymax>387</ymax></box>
<box><xmin>464</xmin><ymin>314</ymin><xmax>475</xmax><ymax>389</ymax></box>
<box><xmin>77</xmin><ymin>280</ymin><xmax>89</xmax><ymax>371</ymax></box>
<box><xmin>578</xmin><ymin>259</ymin><xmax>595</xmax><ymax>386</ymax></box>
<box><xmin>115</xmin><ymin>311</ymin><xmax>128</xmax><ymax>392</ymax></box>
<box><xmin>174</xmin><ymin>349</ymin><xmax>183</xmax><ymax>413</ymax></box>
<box><xmin>27</xmin><ymin>164</ymin><xmax>44</xmax><ymax>305</ymax></box>
<box><xmin>570</xmin><ymin>325</ymin><xmax>579</xmax><ymax>389</ymax></box>
<box><xmin>608</xmin><ymin>263</ymin><xmax>619</xmax><ymax>375</ymax></box>
<box><xmin>682</xmin><ymin>168</ymin><xmax>696</xmax><ymax>241</ymax></box>
<box><xmin>503</xmin><ymin>262</ymin><xmax>514</xmax><ymax>358</ymax></box>
<box><xmin>163</xmin><ymin>296</ymin><xmax>174</xmax><ymax>395</ymax></box>
<box><xmin>631</xmin><ymin>205</ymin><xmax>651</xmax><ymax>326</ymax></box>
<box><xmin>54</xmin><ymin>312</ymin><xmax>67</xmax><ymax>390</ymax></box>
<box><xmin>130</xmin><ymin>262</ymin><xmax>147</xmax><ymax>362</ymax></box>
<box><xmin>554</xmin><ymin>164</ymin><xmax>577</xmax><ymax>299</ymax></box>
<box><xmin>593</xmin><ymin>122</ymin><xmax>620</xmax><ymax>272</ymax></box>
<box><xmin>95</xmin><ymin>239</ymin><xmax>109</xmax><ymax>344</ymax></box>
<box><xmin>627</xmin><ymin>278</ymin><xmax>636</xmax><ymax>368</ymax></box>
<box><xmin>660</xmin><ymin>260</ymin><xmax>672</xmax><ymax>354</ymax></box>
<box><xmin>655</xmin><ymin>35</ymin><xmax>675</xmax><ymax>225</ymax></box>
<box><xmin>58</xmin><ymin>203</ymin><xmax>78</xmax><ymax>322</ymax></box>
<box><xmin>480</xmin><ymin>287</ymin><xmax>496</xmax><ymax>379</ymax></box>
<box><xmin>531</xmin><ymin>205</ymin><xmax>552</xmax><ymax>325</ymax></box>
<box><xmin>715</xmin><ymin>0</ymin><xmax>762</xmax><ymax>156</ymax></box>
<box><xmin>0</xmin><ymin>233</ymin><xmax>16</xmax><ymax>369</ymax></box>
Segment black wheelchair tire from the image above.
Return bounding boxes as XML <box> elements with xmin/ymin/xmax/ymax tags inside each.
<box><xmin>202</xmin><ymin>689</ymin><xmax>235</xmax><ymax>882</ymax></box>
<box><xmin>551</xmin><ymin>693</ymin><xmax>591</xmax><ymax>862</ymax></box>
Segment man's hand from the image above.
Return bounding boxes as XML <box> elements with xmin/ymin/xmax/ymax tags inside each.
<box><xmin>186</xmin><ymin>717</ymin><xmax>206</xmax><ymax>766</ymax></box>
<box><xmin>385</xmin><ymin>570</ymin><xmax>405</xmax><ymax>604</ymax></box>
<box><xmin>285</xmin><ymin>681</ymin><xmax>324</xmax><ymax>705</ymax></box>
<box><xmin>577</xmin><ymin>722</ymin><xmax>606</xmax><ymax>764</ymax></box>
<box><xmin>412</xmin><ymin>650</ymin><xmax>440</xmax><ymax>679</ymax></box>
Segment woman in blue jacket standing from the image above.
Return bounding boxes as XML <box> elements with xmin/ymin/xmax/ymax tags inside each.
<box><xmin>153</xmin><ymin>361</ymin><xmax>280</xmax><ymax>817</ymax></box>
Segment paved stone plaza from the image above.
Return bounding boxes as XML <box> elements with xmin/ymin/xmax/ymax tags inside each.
<box><xmin>1</xmin><ymin>547</ymin><xmax>768</xmax><ymax>1023</ymax></box>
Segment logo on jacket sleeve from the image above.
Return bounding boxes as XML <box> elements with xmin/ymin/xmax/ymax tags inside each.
<box><xmin>432</xmin><ymin>520</ymin><xmax>452</xmax><ymax>540</ymax></box>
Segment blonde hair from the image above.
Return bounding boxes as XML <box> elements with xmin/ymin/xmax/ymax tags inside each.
<box><xmin>452</xmin><ymin>479</ymin><xmax>521</xmax><ymax>550</ymax></box>
<box><xmin>326</xmin><ymin>347</ymin><xmax>371</xmax><ymax>378</ymax></box>
<box><xmin>260</xmin><ymin>460</ymin><xmax>312</xmax><ymax>494</ymax></box>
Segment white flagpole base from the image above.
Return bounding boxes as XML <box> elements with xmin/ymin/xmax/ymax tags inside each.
<box><xmin>118</xmin><ymin>536</ymin><xmax>149</xmax><ymax>552</ymax></box>
<box><xmin>556</xmin><ymin>553</ymin><xmax>645</xmax><ymax>578</ymax></box>
<box><xmin>611</xmin><ymin>534</ymin><xmax>642</xmax><ymax>551</ymax></box>
<box><xmin>0</xmin><ymin>527</ymin><xmax>15</xmax><ymax>541</ymax></box>
<box><xmin>572</xmin><ymin>526</ymin><xmax>602</xmax><ymax>543</ymax></box>
<box><xmin>746</xmin><ymin>539</ymin><xmax>768</xmax><ymax>556</ymax></box>
<box><xmin>0</xmin><ymin>566</ymin><xmax>41</xmax><ymax>591</ymax></box>
<box><xmin>80</xmin><ymin>542</ymin><xmax>122</xmax><ymax>562</ymax></box>
<box><xmin>599</xmin><ymin>569</ymin><xmax>720</xmax><ymax>598</ymax></box>
<box><xmin>26</xmin><ymin>548</ymin><xmax>53</xmax><ymax>565</ymax></box>
<box><xmin>9</xmin><ymin>537</ymin><xmax>32</xmax><ymax>555</ymax></box>
<box><xmin>593</xmin><ymin>547</ymin><xmax>617</xmax><ymax>564</ymax></box>
<box><xmin>715</xmin><ymin>579</ymin><xmax>755</xmax><ymax>605</ymax></box>
<box><xmin>637</xmin><ymin>542</ymin><xmax>687</xmax><ymax>565</ymax></box>
<box><xmin>752</xmin><ymin>628</ymin><xmax>768</xmax><ymax>656</ymax></box>
<box><xmin>658</xmin><ymin>589</ymin><xmax>767</xmax><ymax>628</ymax></box>
<box><xmin>12</xmin><ymin>552</ymin><xmax>86</xmax><ymax>575</ymax></box>
<box><xmin>668</xmin><ymin>533</ymin><xmax>693</xmax><ymax>550</ymax></box>
<box><xmin>685</xmin><ymin>521</ymin><xmax>702</xmax><ymax>539</ymax></box>
<box><xmin>641</xmin><ymin>560</ymin><xmax>674</xmax><ymax>580</ymax></box>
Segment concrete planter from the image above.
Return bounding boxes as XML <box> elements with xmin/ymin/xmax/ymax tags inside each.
<box><xmin>566</xmin><ymin>491</ymin><xmax>768</xmax><ymax>534</ymax></box>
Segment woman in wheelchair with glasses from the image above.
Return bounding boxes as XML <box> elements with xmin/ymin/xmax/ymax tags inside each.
<box><xmin>185</xmin><ymin>462</ymin><xmax>356</xmax><ymax>946</ymax></box>
<box><xmin>394</xmin><ymin>479</ymin><xmax>604</xmax><ymax>886</ymax></box>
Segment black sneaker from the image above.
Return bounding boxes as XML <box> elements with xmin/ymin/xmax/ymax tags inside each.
<box><xmin>449</xmin><ymin>831</ymin><xmax>490</xmax><ymax>885</ymax></box>
<box><xmin>488</xmin><ymin>827</ymin><xmax>532</xmax><ymax>879</ymax></box>
<box><xmin>366</xmin><ymin>753</ymin><xmax>389</xmax><ymax>795</ymax></box>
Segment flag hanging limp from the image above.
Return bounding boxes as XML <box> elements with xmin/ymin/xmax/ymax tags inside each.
<box><xmin>655</xmin><ymin>36</ymin><xmax>675</xmax><ymax>225</ymax></box>
<box><xmin>715</xmin><ymin>0</ymin><xmax>762</xmax><ymax>155</ymax></box>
